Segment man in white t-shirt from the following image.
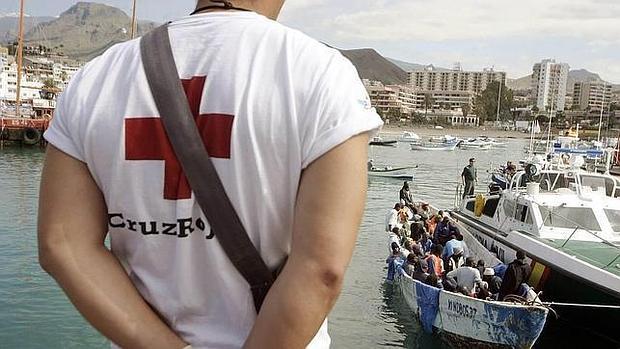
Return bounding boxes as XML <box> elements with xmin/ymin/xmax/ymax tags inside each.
<box><xmin>385</xmin><ymin>203</ymin><xmax>401</xmax><ymax>232</ymax></box>
<box><xmin>37</xmin><ymin>1</ymin><xmax>383</xmax><ymax>348</ymax></box>
<box><xmin>446</xmin><ymin>257</ymin><xmax>483</xmax><ymax>293</ymax></box>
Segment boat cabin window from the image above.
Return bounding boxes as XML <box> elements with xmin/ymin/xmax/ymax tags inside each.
<box><xmin>466</xmin><ymin>200</ymin><xmax>475</xmax><ymax>212</ymax></box>
<box><xmin>516</xmin><ymin>203</ymin><xmax>532</xmax><ymax>224</ymax></box>
<box><xmin>483</xmin><ymin>198</ymin><xmax>499</xmax><ymax>217</ymax></box>
<box><xmin>539</xmin><ymin>206</ymin><xmax>601</xmax><ymax>231</ymax></box>
<box><xmin>503</xmin><ymin>199</ymin><xmax>515</xmax><ymax>218</ymax></box>
<box><xmin>539</xmin><ymin>173</ymin><xmax>571</xmax><ymax>191</ymax></box>
<box><xmin>603</xmin><ymin>209</ymin><xmax>620</xmax><ymax>233</ymax></box>
<box><xmin>580</xmin><ymin>175</ymin><xmax>615</xmax><ymax>197</ymax></box>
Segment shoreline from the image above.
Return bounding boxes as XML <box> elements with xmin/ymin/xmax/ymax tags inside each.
<box><xmin>379</xmin><ymin>124</ymin><xmax>530</xmax><ymax>139</ymax></box>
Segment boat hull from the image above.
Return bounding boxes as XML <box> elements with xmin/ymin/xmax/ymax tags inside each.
<box><xmin>452</xmin><ymin>212</ymin><xmax>620</xmax><ymax>346</ymax></box>
<box><xmin>396</xmin><ymin>272</ymin><xmax>548</xmax><ymax>348</ymax></box>
<box><xmin>411</xmin><ymin>143</ymin><xmax>458</xmax><ymax>151</ymax></box>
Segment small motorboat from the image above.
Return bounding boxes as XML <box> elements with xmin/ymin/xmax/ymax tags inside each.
<box><xmin>459</xmin><ymin>139</ymin><xmax>492</xmax><ymax>150</ymax></box>
<box><xmin>398</xmin><ymin>131</ymin><xmax>421</xmax><ymax>143</ymax></box>
<box><xmin>370</xmin><ymin>136</ymin><xmax>397</xmax><ymax>147</ymax></box>
<box><xmin>368</xmin><ymin>164</ymin><xmax>415</xmax><ymax>181</ymax></box>
<box><xmin>410</xmin><ymin>141</ymin><xmax>458</xmax><ymax>151</ymax></box>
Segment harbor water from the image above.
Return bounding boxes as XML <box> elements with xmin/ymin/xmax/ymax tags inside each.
<box><xmin>1</xmin><ymin>137</ymin><xmax>562</xmax><ymax>348</ymax></box>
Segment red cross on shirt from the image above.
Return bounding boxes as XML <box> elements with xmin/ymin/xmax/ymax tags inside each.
<box><xmin>125</xmin><ymin>76</ymin><xmax>234</xmax><ymax>200</ymax></box>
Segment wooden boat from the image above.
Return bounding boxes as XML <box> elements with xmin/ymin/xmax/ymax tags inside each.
<box><xmin>370</xmin><ymin>136</ymin><xmax>398</xmax><ymax>147</ymax></box>
<box><xmin>410</xmin><ymin>142</ymin><xmax>458</xmax><ymax>151</ymax></box>
<box><xmin>368</xmin><ymin>166</ymin><xmax>415</xmax><ymax>180</ymax></box>
<box><xmin>396</xmin><ymin>272</ymin><xmax>548</xmax><ymax>348</ymax></box>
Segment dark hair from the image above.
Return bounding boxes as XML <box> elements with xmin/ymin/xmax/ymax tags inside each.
<box><xmin>516</xmin><ymin>250</ymin><xmax>527</xmax><ymax>260</ymax></box>
<box><xmin>394</xmin><ymin>203</ymin><xmax>402</xmax><ymax>210</ymax></box>
<box><xmin>426</xmin><ymin>274</ymin><xmax>439</xmax><ymax>287</ymax></box>
<box><xmin>477</xmin><ymin>259</ymin><xmax>486</xmax><ymax>267</ymax></box>
<box><xmin>432</xmin><ymin>244</ymin><xmax>443</xmax><ymax>255</ymax></box>
<box><xmin>406</xmin><ymin>253</ymin><xmax>417</xmax><ymax>264</ymax></box>
<box><xmin>465</xmin><ymin>257</ymin><xmax>476</xmax><ymax>267</ymax></box>
<box><xmin>392</xmin><ymin>227</ymin><xmax>401</xmax><ymax>235</ymax></box>
<box><xmin>391</xmin><ymin>242</ymin><xmax>400</xmax><ymax>252</ymax></box>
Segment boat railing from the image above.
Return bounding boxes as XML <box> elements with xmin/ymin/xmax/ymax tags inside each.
<box><xmin>539</xmin><ymin>205</ymin><xmax>620</xmax><ymax>271</ymax></box>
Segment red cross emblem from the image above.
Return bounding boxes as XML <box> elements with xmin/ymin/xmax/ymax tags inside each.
<box><xmin>125</xmin><ymin>76</ymin><xmax>234</xmax><ymax>200</ymax></box>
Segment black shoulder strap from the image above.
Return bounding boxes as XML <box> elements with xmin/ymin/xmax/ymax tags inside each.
<box><xmin>139</xmin><ymin>24</ymin><xmax>275</xmax><ymax>312</ymax></box>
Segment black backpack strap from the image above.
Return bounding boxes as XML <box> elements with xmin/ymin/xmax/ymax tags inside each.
<box><xmin>140</xmin><ymin>24</ymin><xmax>275</xmax><ymax>312</ymax></box>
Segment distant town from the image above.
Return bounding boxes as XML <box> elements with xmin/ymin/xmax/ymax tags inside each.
<box><xmin>364</xmin><ymin>60</ymin><xmax>620</xmax><ymax>132</ymax></box>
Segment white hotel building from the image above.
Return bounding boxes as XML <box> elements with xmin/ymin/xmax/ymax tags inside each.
<box><xmin>532</xmin><ymin>59</ymin><xmax>569</xmax><ymax>112</ymax></box>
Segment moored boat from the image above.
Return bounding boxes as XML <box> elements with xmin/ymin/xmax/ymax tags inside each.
<box><xmin>396</xmin><ymin>271</ymin><xmax>548</xmax><ymax>348</ymax></box>
<box><xmin>370</xmin><ymin>136</ymin><xmax>398</xmax><ymax>147</ymax></box>
<box><xmin>411</xmin><ymin>142</ymin><xmax>458</xmax><ymax>151</ymax></box>
<box><xmin>398</xmin><ymin>131</ymin><xmax>421</xmax><ymax>143</ymax></box>
<box><xmin>452</xmin><ymin>164</ymin><xmax>620</xmax><ymax>345</ymax></box>
<box><xmin>459</xmin><ymin>139</ymin><xmax>492</xmax><ymax>150</ymax></box>
<box><xmin>368</xmin><ymin>165</ymin><xmax>415</xmax><ymax>181</ymax></box>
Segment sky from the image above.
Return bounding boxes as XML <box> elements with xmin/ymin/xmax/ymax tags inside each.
<box><xmin>2</xmin><ymin>0</ymin><xmax>619</xmax><ymax>83</ymax></box>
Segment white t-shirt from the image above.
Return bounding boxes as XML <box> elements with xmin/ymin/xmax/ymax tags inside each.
<box><xmin>44</xmin><ymin>12</ymin><xmax>382</xmax><ymax>349</ymax></box>
<box><xmin>385</xmin><ymin>209</ymin><xmax>399</xmax><ymax>232</ymax></box>
<box><xmin>447</xmin><ymin>266</ymin><xmax>482</xmax><ymax>291</ymax></box>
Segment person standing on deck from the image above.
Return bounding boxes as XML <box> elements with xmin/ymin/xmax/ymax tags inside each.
<box><xmin>461</xmin><ymin>158</ymin><xmax>477</xmax><ymax>199</ymax></box>
<box><xmin>37</xmin><ymin>0</ymin><xmax>384</xmax><ymax>348</ymax></box>
<box><xmin>399</xmin><ymin>181</ymin><xmax>413</xmax><ymax>207</ymax></box>
<box><xmin>385</xmin><ymin>203</ymin><xmax>401</xmax><ymax>232</ymax></box>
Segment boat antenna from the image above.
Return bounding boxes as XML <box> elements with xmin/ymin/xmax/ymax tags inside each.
<box><xmin>545</xmin><ymin>94</ymin><xmax>555</xmax><ymax>154</ymax></box>
<box><xmin>15</xmin><ymin>0</ymin><xmax>25</xmax><ymax>118</ymax></box>
<box><xmin>597</xmin><ymin>89</ymin><xmax>605</xmax><ymax>144</ymax></box>
<box><xmin>129</xmin><ymin>0</ymin><xmax>138</xmax><ymax>39</ymax></box>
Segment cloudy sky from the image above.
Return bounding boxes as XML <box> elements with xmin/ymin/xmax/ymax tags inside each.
<box><xmin>2</xmin><ymin>0</ymin><xmax>619</xmax><ymax>83</ymax></box>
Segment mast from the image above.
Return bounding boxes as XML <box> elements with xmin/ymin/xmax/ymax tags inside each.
<box><xmin>129</xmin><ymin>0</ymin><xmax>138</xmax><ymax>39</ymax></box>
<box><xmin>15</xmin><ymin>0</ymin><xmax>25</xmax><ymax>117</ymax></box>
<box><xmin>597</xmin><ymin>90</ymin><xmax>605</xmax><ymax>143</ymax></box>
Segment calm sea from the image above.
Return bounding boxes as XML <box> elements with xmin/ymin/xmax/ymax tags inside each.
<box><xmin>1</xmin><ymin>137</ymin><xmax>555</xmax><ymax>348</ymax></box>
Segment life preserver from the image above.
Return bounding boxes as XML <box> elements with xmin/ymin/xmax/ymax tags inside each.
<box><xmin>23</xmin><ymin>127</ymin><xmax>42</xmax><ymax>145</ymax></box>
<box><xmin>474</xmin><ymin>194</ymin><xmax>486</xmax><ymax>217</ymax></box>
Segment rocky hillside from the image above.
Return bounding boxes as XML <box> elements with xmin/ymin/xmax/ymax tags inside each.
<box><xmin>21</xmin><ymin>2</ymin><xmax>157</xmax><ymax>60</ymax></box>
<box><xmin>340</xmin><ymin>48</ymin><xmax>407</xmax><ymax>85</ymax></box>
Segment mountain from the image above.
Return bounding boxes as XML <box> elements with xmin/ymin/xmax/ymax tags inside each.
<box><xmin>340</xmin><ymin>48</ymin><xmax>407</xmax><ymax>85</ymax></box>
<box><xmin>388</xmin><ymin>58</ymin><xmax>451</xmax><ymax>72</ymax></box>
<box><xmin>0</xmin><ymin>15</ymin><xmax>55</xmax><ymax>43</ymax></box>
<box><xmin>18</xmin><ymin>2</ymin><xmax>157</xmax><ymax>60</ymax></box>
<box><xmin>507</xmin><ymin>69</ymin><xmax>610</xmax><ymax>92</ymax></box>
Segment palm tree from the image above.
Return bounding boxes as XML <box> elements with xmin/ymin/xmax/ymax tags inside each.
<box><xmin>423</xmin><ymin>93</ymin><xmax>435</xmax><ymax>120</ymax></box>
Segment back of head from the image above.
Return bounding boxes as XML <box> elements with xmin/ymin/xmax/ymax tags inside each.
<box><xmin>391</xmin><ymin>242</ymin><xmax>400</xmax><ymax>254</ymax></box>
<box><xmin>394</xmin><ymin>203</ymin><xmax>402</xmax><ymax>210</ymax></box>
<box><xmin>465</xmin><ymin>256</ymin><xmax>476</xmax><ymax>267</ymax></box>
<box><xmin>516</xmin><ymin>250</ymin><xmax>526</xmax><ymax>260</ymax></box>
<box><xmin>432</xmin><ymin>244</ymin><xmax>443</xmax><ymax>256</ymax></box>
<box><xmin>392</xmin><ymin>227</ymin><xmax>401</xmax><ymax>235</ymax></box>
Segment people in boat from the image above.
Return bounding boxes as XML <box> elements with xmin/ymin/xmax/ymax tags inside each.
<box><xmin>387</xmin><ymin>227</ymin><xmax>402</xmax><ymax>256</ymax></box>
<box><xmin>413</xmin><ymin>257</ymin><xmax>431</xmax><ymax>284</ymax></box>
<box><xmin>461</xmin><ymin>158</ymin><xmax>477</xmax><ymax>199</ymax></box>
<box><xmin>386</xmin><ymin>242</ymin><xmax>404</xmax><ymax>282</ymax></box>
<box><xmin>434</xmin><ymin>213</ymin><xmax>455</xmax><ymax>245</ymax></box>
<box><xmin>482</xmin><ymin>268</ymin><xmax>502</xmax><ymax>297</ymax></box>
<box><xmin>444</xmin><ymin>246</ymin><xmax>465</xmax><ymax>273</ymax></box>
<box><xmin>425</xmin><ymin>244</ymin><xmax>444</xmax><ymax>277</ymax></box>
<box><xmin>403</xmin><ymin>253</ymin><xmax>417</xmax><ymax>276</ymax></box>
<box><xmin>441</xmin><ymin>234</ymin><xmax>462</xmax><ymax>261</ymax></box>
<box><xmin>476</xmin><ymin>259</ymin><xmax>486</xmax><ymax>276</ymax></box>
<box><xmin>419</xmin><ymin>202</ymin><xmax>431</xmax><ymax>220</ymax></box>
<box><xmin>446</xmin><ymin>257</ymin><xmax>483</xmax><ymax>296</ymax></box>
<box><xmin>498</xmin><ymin>250</ymin><xmax>532</xmax><ymax>301</ymax></box>
<box><xmin>385</xmin><ymin>203</ymin><xmax>401</xmax><ymax>232</ymax></box>
<box><xmin>419</xmin><ymin>232</ymin><xmax>433</xmax><ymax>256</ymax></box>
<box><xmin>399</xmin><ymin>181</ymin><xmax>414</xmax><ymax>207</ymax></box>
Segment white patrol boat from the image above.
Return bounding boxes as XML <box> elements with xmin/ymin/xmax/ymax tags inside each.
<box><xmin>451</xmin><ymin>159</ymin><xmax>620</xmax><ymax>345</ymax></box>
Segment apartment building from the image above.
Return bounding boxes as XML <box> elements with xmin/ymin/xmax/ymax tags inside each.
<box><xmin>573</xmin><ymin>81</ymin><xmax>613</xmax><ymax>112</ymax></box>
<box><xmin>407</xmin><ymin>65</ymin><xmax>506</xmax><ymax>95</ymax></box>
<box><xmin>532</xmin><ymin>59</ymin><xmax>569</xmax><ymax>111</ymax></box>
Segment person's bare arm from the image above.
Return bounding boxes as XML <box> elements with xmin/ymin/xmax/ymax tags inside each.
<box><xmin>243</xmin><ymin>133</ymin><xmax>370</xmax><ymax>348</ymax></box>
<box><xmin>38</xmin><ymin>145</ymin><xmax>187</xmax><ymax>349</ymax></box>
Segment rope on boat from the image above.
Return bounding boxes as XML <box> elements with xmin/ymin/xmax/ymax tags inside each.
<box><xmin>541</xmin><ymin>302</ymin><xmax>620</xmax><ymax>309</ymax></box>
<box><xmin>503</xmin><ymin>293</ymin><xmax>559</xmax><ymax>319</ymax></box>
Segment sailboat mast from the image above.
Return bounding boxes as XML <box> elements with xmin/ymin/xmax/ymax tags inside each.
<box><xmin>129</xmin><ymin>0</ymin><xmax>138</xmax><ymax>39</ymax></box>
<box><xmin>15</xmin><ymin>0</ymin><xmax>25</xmax><ymax>117</ymax></box>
